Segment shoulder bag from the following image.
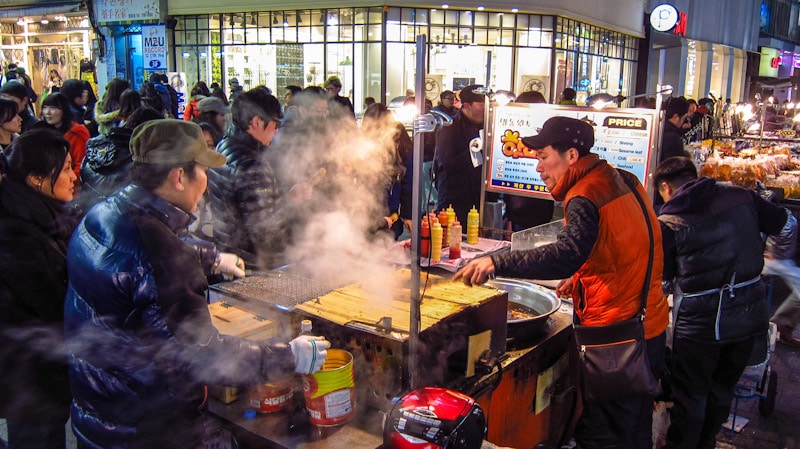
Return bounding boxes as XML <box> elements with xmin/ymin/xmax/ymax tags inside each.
<box><xmin>572</xmin><ymin>186</ymin><xmax>660</xmax><ymax>402</ymax></box>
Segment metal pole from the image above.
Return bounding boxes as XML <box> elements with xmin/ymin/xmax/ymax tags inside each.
<box><xmin>409</xmin><ymin>34</ymin><xmax>426</xmax><ymax>390</ymax></box>
<box><xmin>478</xmin><ymin>51</ymin><xmax>491</xmax><ymax>233</ymax></box>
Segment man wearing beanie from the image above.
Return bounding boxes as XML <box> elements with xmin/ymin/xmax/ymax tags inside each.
<box><xmin>64</xmin><ymin>120</ymin><xmax>329</xmax><ymax>449</ymax></box>
<box><xmin>455</xmin><ymin>116</ymin><xmax>668</xmax><ymax>449</ymax></box>
<box><xmin>195</xmin><ymin>96</ymin><xmax>228</xmax><ymax>136</ymax></box>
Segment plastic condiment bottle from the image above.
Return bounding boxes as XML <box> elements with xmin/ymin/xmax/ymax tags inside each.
<box><xmin>466</xmin><ymin>206</ymin><xmax>480</xmax><ymax>244</ymax></box>
<box><xmin>420</xmin><ymin>216</ymin><xmax>431</xmax><ymax>258</ymax></box>
<box><xmin>446</xmin><ymin>205</ymin><xmax>456</xmax><ymax>230</ymax></box>
<box><xmin>430</xmin><ymin>221</ymin><xmax>443</xmax><ymax>261</ymax></box>
<box><xmin>437</xmin><ymin>210</ymin><xmax>449</xmax><ymax>247</ymax></box>
<box><xmin>449</xmin><ymin>219</ymin><xmax>462</xmax><ymax>260</ymax></box>
<box><xmin>300</xmin><ymin>319</ymin><xmax>312</xmax><ymax>335</ymax></box>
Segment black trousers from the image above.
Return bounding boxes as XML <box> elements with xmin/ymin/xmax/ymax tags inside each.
<box><xmin>6</xmin><ymin>415</ymin><xmax>67</xmax><ymax>449</ymax></box>
<box><xmin>665</xmin><ymin>337</ymin><xmax>754</xmax><ymax>449</ymax></box>
<box><xmin>574</xmin><ymin>331</ymin><xmax>667</xmax><ymax>449</ymax></box>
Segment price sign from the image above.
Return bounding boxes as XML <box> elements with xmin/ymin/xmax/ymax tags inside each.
<box><xmin>487</xmin><ymin>104</ymin><xmax>658</xmax><ymax>198</ymax></box>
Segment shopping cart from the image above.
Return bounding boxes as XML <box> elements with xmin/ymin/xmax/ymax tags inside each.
<box><xmin>729</xmin><ymin>321</ymin><xmax>779</xmax><ymax>432</ymax></box>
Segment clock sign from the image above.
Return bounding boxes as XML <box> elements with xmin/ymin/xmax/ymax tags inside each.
<box><xmin>650</xmin><ymin>4</ymin><xmax>680</xmax><ymax>32</ymax></box>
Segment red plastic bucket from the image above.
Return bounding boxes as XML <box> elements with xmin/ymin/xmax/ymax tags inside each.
<box><xmin>302</xmin><ymin>349</ymin><xmax>356</xmax><ymax>426</ymax></box>
<box><xmin>247</xmin><ymin>377</ymin><xmax>294</xmax><ymax>413</ymax></box>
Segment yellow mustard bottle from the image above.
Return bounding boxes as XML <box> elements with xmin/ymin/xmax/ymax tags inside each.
<box><xmin>466</xmin><ymin>206</ymin><xmax>479</xmax><ymax>244</ymax></box>
<box><xmin>430</xmin><ymin>221</ymin><xmax>443</xmax><ymax>261</ymax></box>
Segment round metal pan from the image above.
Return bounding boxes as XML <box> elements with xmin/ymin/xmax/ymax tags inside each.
<box><xmin>485</xmin><ymin>277</ymin><xmax>561</xmax><ymax>342</ymax></box>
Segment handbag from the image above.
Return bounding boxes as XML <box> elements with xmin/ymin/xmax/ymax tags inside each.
<box><xmin>572</xmin><ymin>184</ymin><xmax>660</xmax><ymax>402</ymax></box>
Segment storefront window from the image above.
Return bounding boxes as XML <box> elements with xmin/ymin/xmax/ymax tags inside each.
<box><xmin>174</xmin><ymin>7</ymin><xmax>637</xmax><ymax>111</ymax></box>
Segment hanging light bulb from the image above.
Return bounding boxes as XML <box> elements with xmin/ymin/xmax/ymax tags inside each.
<box><xmin>283</xmin><ymin>15</ymin><xmax>289</xmax><ymax>27</ymax></box>
<box><xmin>272</xmin><ymin>15</ymin><xmax>278</xmax><ymax>25</ymax></box>
<box><xmin>40</xmin><ymin>16</ymin><xmax>49</xmax><ymax>25</ymax></box>
<box><xmin>16</xmin><ymin>17</ymin><xmax>25</xmax><ymax>26</ymax></box>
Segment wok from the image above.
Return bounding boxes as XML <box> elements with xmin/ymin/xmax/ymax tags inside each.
<box><xmin>485</xmin><ymin>278</ymin><xmax>561</xmax><ymax>343</ymax></box>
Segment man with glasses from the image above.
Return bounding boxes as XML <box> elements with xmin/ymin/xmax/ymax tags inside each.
<box><xmin>433</xmin><ymin>90</ymin><xmax>457</xmax><ymax>118</ymax></box>
<box><xmin>208</xmin><ymin>88</ymin><xmax>312</xmax><ymax>270</ymax></box>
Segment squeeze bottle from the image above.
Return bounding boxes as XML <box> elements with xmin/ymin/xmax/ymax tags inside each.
<box><xmin>430</xmin><ymin>221</ymin><xmax>443</xmax><ymax>261</ymax></box>
<box><xmin>466</xmin><ymin>206</ymin><xmax>480</xmax><ymax>244</ymax></box>
<box><xmin>437</xmin><ymin>210</ymin><xmax>449</xmax><ymax>247</ymax></box>
<box><xmin>449</xmin><ymin>219</ymin><xmax>462</xmax><ymax>260</ymax></box>
<box><xmin>420</xmin><ymin>216</ymin><xmax>431</xmax><ymax>258</ymax></box>
<box><xmin>446</xmin><ymin>205</ymin><xmax>456</xmax><ymax>229</ymax></box>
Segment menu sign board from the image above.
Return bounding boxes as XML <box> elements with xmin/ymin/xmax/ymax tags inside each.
<box><xmin>487</xmin><ymin>104</ymin><xmax>658</xmax><ymax>198</ymax></box>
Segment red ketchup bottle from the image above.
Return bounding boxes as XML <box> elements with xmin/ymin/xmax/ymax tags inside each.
<box><xmin>420</xmin><ymin>215</ymin><xmax>431</xmax><ymax>258</ymax></box>
<box><xmin>449</xmin><ymin>219</ymin><xmax>462</xmax><ymax>260</ymax></box>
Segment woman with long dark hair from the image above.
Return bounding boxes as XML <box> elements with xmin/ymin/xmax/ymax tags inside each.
<box><xmin>40</xmin><ymin>92</ymin><xmax>90</xmax><ymax>177</ymax></box>
<box><xmin>116</xmin><ymin>88</ymin><xmax>142</xmax><ymax>126</ymax></box>
<box><xmin>0</xmin><ymin>97</ymin><xmax>22</xmax><ymax>153</ymax></box>
<box><xmin>0</xmin><ymin>128</ymin><xmax>79</xmax><ymax>449</ymax></box>
<box><xmin>94</xmin><ymin>78</ymin><xmax>130</xmax><ymax>135</ymax></box>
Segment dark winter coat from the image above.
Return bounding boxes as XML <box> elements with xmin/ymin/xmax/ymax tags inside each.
<box><xmin>659</xmin><ymin>177</ymin><xmax>788</xmax><ymax>343</ymax></box>
<box><xmin>64</xmin><ymin>185</ymin><xmax>296</xmax><ymax>449</ymax></box>
<box><xmin>79</xmin><ymin>127</ymin><xmax>133</xmax><ymax>211</ymax></box>
<box><xmin>0</xmin><ymin>179</ymin><xmax>73</xmax><ymax>421</ymax></box>
<box><xmin>433</xmin><ymin>110</ymin><xmax>484</xmax><ymax>225</ymax></box>
<box><xmin>207</xmin><ymin>130</ymin><xmax>292</xmax><ymax>270</ymax></box>
<box><xmin>659</xmin><ymin>120</ymin><xmax>687</xmax><ymax>162</ymax></box>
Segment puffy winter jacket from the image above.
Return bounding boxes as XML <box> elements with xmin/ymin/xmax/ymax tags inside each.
<box><xmin>659</xmin><ymin>177</ymin><xmax>788</xmax><ymax>343</ymax></box>
<box><xmin>64</xmin><ymin>185</ymin><xmax>296</xmax><ymax>449</ymax></box>
<box><xmin>207</xmin><ymin>129</ymin><xmax>292</xmax><ymax>269</ymax></box>
<box><xmin>79</xmin><ymin>127</ymin><xmax>133</xmax><ymax>211</ymax></box>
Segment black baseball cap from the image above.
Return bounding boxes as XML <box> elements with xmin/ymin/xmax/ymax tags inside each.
<box><xmin>521</xmin><ymin>116</ymin><xmax>595</xmax><ymax>156</ymax></box>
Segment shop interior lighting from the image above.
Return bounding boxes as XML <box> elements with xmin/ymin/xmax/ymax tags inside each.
<box><xmin>16</xmin><ymin>17</ymin><xmax>25</xmax><ymax>26</ymax></box>
<box><xmin>477</xmin><ymin>6</ymin><xmax>485</xmax><ymax>11</ymax></box>
<box><xmin>273</xmin><ymin>15</ymin><xmax>278</xmax><ymax>25</ymax></box>
<box><xmin>283</xmin><ymin>16</ymin><xmax>289</xmax><ymax>27</ymax></box>
<box><xmin>327</xmin><ymin>13</ymin><xmax>338</xmax><ymax>26</ymax></box>
<box><xmin>296</xmin><ymin>12</ymin><xmax>302</xmax><ymax>24</ymax></box>
<box><xmin>442</xmin><ymin>4</ymin><xmax>450</xmax><ymax>9</ymax></box>
<box><xmin>80</xmin><ymin>18</ymin><xmax>89</xmax><ymax>27</ymax></box>
<box><xmin>511</xmin><ymin>8</ymin><xmax>519</xmax><ymax>13</ymax></box>
<box><xmin>250</xmin><ymin>13</ymin><xmax>257</xmax><ymax>26</ymax></box>
<box><xmin>40</xmin><ymin>16</ymin><xmax>49</xmax><ymax>25</ymax></box>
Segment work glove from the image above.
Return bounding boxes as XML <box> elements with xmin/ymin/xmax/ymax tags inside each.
<box><xmin>290</xmin><ymin>335</ymin><xmax>331</xmax><ymax>374</ymax></box>
<box><xmin>213</xmin><ymin>252</ymin><xmax>246</xmax><ymax>279</ymax></box>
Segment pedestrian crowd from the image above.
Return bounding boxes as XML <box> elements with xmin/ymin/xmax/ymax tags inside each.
<box><xmin>0</xmin><ymin>64</ymin><xmax>797</xmax><ymax>449</ymax></box>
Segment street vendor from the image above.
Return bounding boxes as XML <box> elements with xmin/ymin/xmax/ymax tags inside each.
<box><xmin>63</xmin><ymin>120</ymin><xmax>330</xmax><ymax>449</ymax></box>
<box><xmin>454</xmin><ymin>116</ymin><xmax>669</xmax><ymax>449</ymax></box>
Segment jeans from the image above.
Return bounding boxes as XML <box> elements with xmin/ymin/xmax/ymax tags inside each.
<box><xmin>574</xmin><ymin>332</ymin><xmax>667</xmax><ymax>449</ymax></box>
<box><xmin>763</xmin><ymin>258</ymin><xmax>800</xmax><ymax>329</ymax></box>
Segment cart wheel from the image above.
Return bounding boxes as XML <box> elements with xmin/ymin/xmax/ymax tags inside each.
<box><xmin>758</xmin><ymin>370</ymin><xmax>778</xmax><ymax>416</ymax></box>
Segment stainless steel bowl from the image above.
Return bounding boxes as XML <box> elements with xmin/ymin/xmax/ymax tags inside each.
<box><xmin>485</xmin><ymin>277</ymin><xmax>561</xmax><ymax>342</ymax></box>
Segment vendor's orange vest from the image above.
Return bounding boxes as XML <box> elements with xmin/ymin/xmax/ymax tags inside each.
<box><xmin>564</xmin><ymin>161</ymin><xmax>669</xmax><ymax>339</ymax></box>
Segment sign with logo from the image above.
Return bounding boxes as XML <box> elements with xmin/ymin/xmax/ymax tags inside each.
<box><xmin>486</xmin><ymin>104</ymin><xmax>657</xmax><ymax>198</ymax></box>
<box><xmin>96</xmin><ymin>0</ymin><xmax>160</xmax><ymax>24</ymax></box>
<box><xmin>142</xmin><ymin>25</ymin><xmax>167</xmax><ymax>71</ymax></box>
<box><xmin>650</xmin><ymin>4</ymin><xmax>680</xmax><ymax>32</ymax></box>
<box><xmin>759</xmin><ymin>47</ymin><xmax>780</xmax><ymax>78</ymax></box>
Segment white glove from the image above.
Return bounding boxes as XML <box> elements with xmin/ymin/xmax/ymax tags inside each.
<box><xmin>289</xmin><ymin>335</ymin><xmax>331</xmax><ymax>374</ymax></box>
<box><xmin>214</xmin><ymin>252</ymin><xmax>246</xmax><ymax>279</ymax></box>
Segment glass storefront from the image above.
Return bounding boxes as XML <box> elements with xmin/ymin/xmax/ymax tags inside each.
<box><xmin>0</xmin><ymin>16</ymin><xmax>95</xmax><ymax>107</ymax></box>
<box><xmin>174</xmin><ymin>7</ymin><xmax>639</xmax><ymax>114</ymax></box>
<box><xmin>683</xmin><ymin>40</ymin><xmax>746</xmax><ymax>102</ymax></box>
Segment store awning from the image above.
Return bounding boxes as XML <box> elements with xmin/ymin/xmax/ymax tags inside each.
<box><xmin>0</xmin><ymin>2</ymin><xmax>83</xmax><ymax>21</ymax></box>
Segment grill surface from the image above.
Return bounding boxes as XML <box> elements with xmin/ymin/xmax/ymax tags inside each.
<box><xmin>210</xmin><ymin>270</ymin><xmax>342</xmax><ymax>311</ymax></box>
